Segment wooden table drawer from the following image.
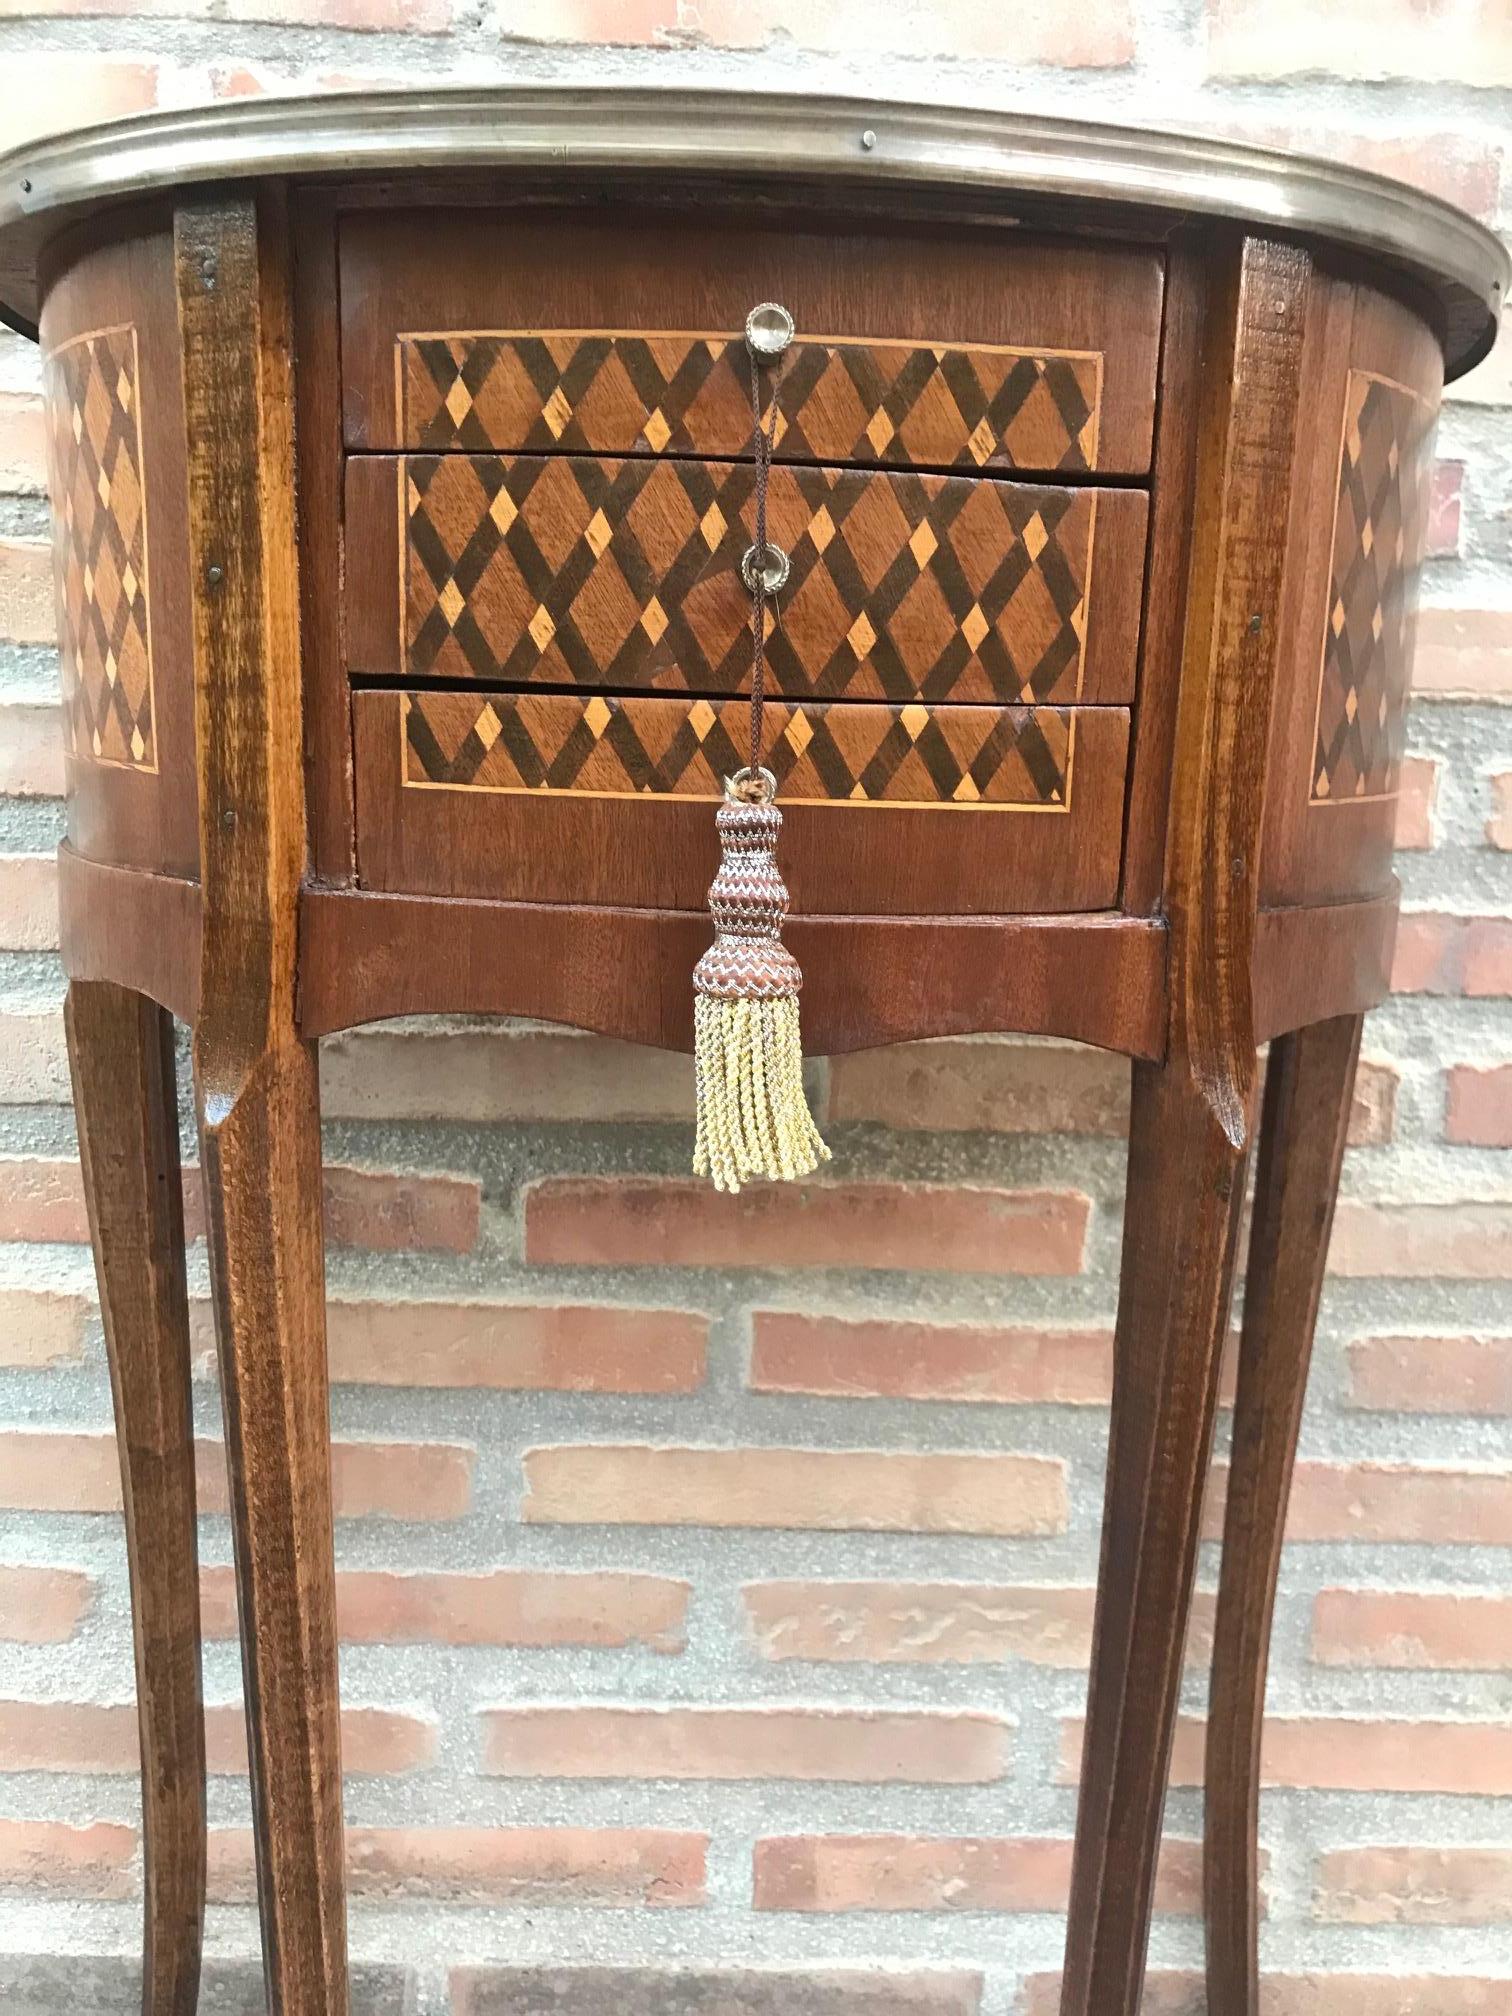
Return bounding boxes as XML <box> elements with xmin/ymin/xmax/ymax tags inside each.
<box><xmin>353</xmin><ymin>688</ymin><xmax>1130</xmax><ymax>914</ymax></box>
<box><xmin>340</xmin><ymin>211</ymin><xmax>1164</xmax><ymax>476</ymax></box>
<box><xmin>346</xmin><ymin>456</ymin><xmax>1146</xmax><ymax>708</ymax></box>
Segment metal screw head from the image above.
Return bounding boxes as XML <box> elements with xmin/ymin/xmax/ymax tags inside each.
<box><xmin>745</xmin><ymin>302</ymin><xmax>795</xmax><ymax>359</ymax></box>
<box><xmin>206</xmin><ymin>563</ymin><xmax>223</xmax><ymax>586</ymax></box>
<box><xmin>861</xmin><ymin>128</ymin><xmax>877</xmax><ymax>151</ymax></box>
<box><xmin>742</xmin><ymin>542</ymin><xmax>791</xmax><ymax>595</ymax></box>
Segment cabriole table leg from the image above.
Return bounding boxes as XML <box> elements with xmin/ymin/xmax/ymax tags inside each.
<box><xmin>66</xmin><ymin>979</ymin><xmax>204</xmax><ymax>2016</ymax></box>
<box><xmin>1205</xmin><ymin>1011</ymin><xmax>1365</xmax><ymax>2012</ymax></box>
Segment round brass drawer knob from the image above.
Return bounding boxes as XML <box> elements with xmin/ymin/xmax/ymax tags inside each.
<box><xmin>741</xmin><ymin>542</ymin><xmax>791</xmax><ymax>594</ymax></box>
<box><xmin>745</xmin><ymin>301</ymin><xmax>795</xmax><ymax>358</ymax></box>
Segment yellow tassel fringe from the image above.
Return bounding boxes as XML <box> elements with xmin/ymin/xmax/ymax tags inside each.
<box><xmin>692</xmin><ymin>993</ymin><xmax>830</xmax><ymax>1194</ymax></box>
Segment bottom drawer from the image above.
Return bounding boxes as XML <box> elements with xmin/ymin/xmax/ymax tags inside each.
<box><xmin>353</xmin><ymin>689</ymin><xmax>1130</xmax><ymax>915</ymax></box>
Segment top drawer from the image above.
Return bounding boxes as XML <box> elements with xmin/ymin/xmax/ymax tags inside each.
<box><xmin>340</xmin><ymin>211</ymin><xmax>1165</xmax><ymax>476</ymax></box>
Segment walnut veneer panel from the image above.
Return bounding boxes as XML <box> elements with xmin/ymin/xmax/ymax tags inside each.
<box><xmin>345</xmin><ymin>455</ymin><xmax>1146</xmax><ymax>707</ymax></box>
<box><xmin>1310</xmin><ymin>368</ymin><xmax>1434</xmax><ymax>806</ymax></box>
<box><xmin>353</xmin><ymin>689</ymin><xmax>1130</xmax><ymax>913</ymax></box>
<box><xmin>340</xmin><ymin>211</ymin><xmax>1164</xmax><ymax>475</ymax></box>
<box><xmin>400</xmin><ymin>690</ymin><xmax>1078</xmax><ymax>807</ymax></box>
<box><xmin>1262</xmin><ymin>275</ymin><xmax>1443</xmax><ymax>907</ymax></box>
<box><xmin>398</xmin><ymin>328</ymin><xmax>1104</xmax><ymax>473</ymax></box>
<box><xmin>45</xmin><ymin>324</ymin><xmax>156</xmax><ymax>769</ymax></box>
<box><xmin>37</xmin><ymin>223</ymin><xmax>199</xmax><ymax>879</ymax></box>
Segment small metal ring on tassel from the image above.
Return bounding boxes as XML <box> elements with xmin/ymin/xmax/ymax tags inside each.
<box><xmin>727</xmin><ymin>765</ymin><xmax>777</xmax><ymax>805</ymax></box>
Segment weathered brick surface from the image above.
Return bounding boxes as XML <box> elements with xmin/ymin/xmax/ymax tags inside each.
<box><xmin>1205</xmin><ymin>0</ymin><xmax>1512</xmax><ymax>86</ymax></box>
<box><xmin>0</xmin><ymin>1818</ymin><xmax>136</xmax><ymax>1897</ymax></box>
<box><xmin>0</xmin><ymin>701</ymin><xmax>64</xmax><ymax>797</ymax></box>
<box><xmin>1316</xmin><ymin>1846</ymin><xmax>1512</xmax><ymax>1925</ymax></box>
<box><xmin>0</xmin><ymin>1698</ymin><xmax>436</xmax><ymax>1775</ymax></box>
<box><xmin>481</xmin><ymin>1706</ymin><xmax>1010</xmax><ymax>1783</ymax></box>
<box><xmin>0</xmin><ymin>853</ymin><xmax>59</xmax><ymax>949</ymax></box>
<box><xmin>750</xmin><ymin>1313</ymin><xmax>1115</xmax><ymax>1403</ymax></box>
<box><xmin>0</xmin><ymin>1564</ymin><xmax>93</xmax><ymax>1643</ymax></box>
<box><xmin>0</xmin><ymin>1153</ymin><xmax>479</xmax><ymax>1251</ymax></box>
<box><xmin>1346</xmin><ymin>1333</ymin><xmax>1512</xmax><ymax>1413</ymax></box>
<box><xmin>322</xmin><ymin>1297</ymin><xmax>706</xmax><ymax>1389</ymax></box>
<box><xmin>1</xmin><ymin>2</ymin><xmax>1510</xmax><ymax>2007</ymax></box>
<box><xmin>1061</xmin><ymin>1714</ymin><xmax>1512</xmax><ymax>1795</ymax></box>
<box><xmin>1311</xmin><ymin>1589</ymin><xmax>1512</xmax><ymax>1668</ymax></box>
<box><xmin>521</xmin><ymin>1444</ymin><xmax>1068</xmax><ymax>1535</ymax></box>
<box><xmin>206</xmin><ymin>1825</ymin><xmax>707</xmax><ymax>1905</ymax></box>
<box><xmin>199</xmin><ymin>1564</ymin><xmax>690</xmax><ymax>1649</ymax></box>
<box><xmin>497</xmin><ymin>0</ymin><xmax>1133</xmax><ymax>62</ymax></box>
<box><xmin>0</xmin><ymin>1286</ymin><xmax>89</xmax><ymax>1366</ymax></box>
<box><xmin>743</xmin><ymin>1581</ymin><xmax>1215</xmax><ymax>1667</ymax></box>
<box><xmin>0</xmin><ymin>1429</ymin><xmax>474</xmax><ymax>1519</ymax></box>
<box><xmin>0</xmin><ymin>395</ymin><xmax>45</xmax><ymax>494</ymax></box>
<box><xmin>526</xmin><ymin>1177</ymin><xmax>1091</xmax><ymax>1272</ymax></box>
<box><xmin>452</xmin><ymin>1973</ymin><xmax>983</xmax><ymax>2016</ymax></box>
<box><xmin>752</xmin><ymin>1832</ymin><xmax>1212</xmax><ymax>1915</ymax></box>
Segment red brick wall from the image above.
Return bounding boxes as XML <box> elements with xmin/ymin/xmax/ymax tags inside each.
<box><xmin>0</xmin><ymin>7</ymin><xmax>1510</xmax><ymax>2010</ymax></box>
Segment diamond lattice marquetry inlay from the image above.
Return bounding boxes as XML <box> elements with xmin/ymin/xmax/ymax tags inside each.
<box><xmin>403</xmin><ymin>455</ymin><xmax>1096</xmax><ymax>707</ymax></box>
<box><xmin>399</xmin><ymin>329</ymin><xmax>1101</xmax><ymax>474</ymax></box>
<box><xmin>43</xmin><ymin>325</ymin><xmax>155</xmax><ymax>769</ymax></box>
<box><xmin>401</xmin><ymin>690</ymin><xmax>1073</xmax><ymax>811</ymax></box>
<box><xmin>1311</xmin><ymin>369</ymin><xmax>1435</xmax><ymax>805</ymax></box>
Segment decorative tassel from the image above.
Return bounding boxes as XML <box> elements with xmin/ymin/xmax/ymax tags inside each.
<box><xmin>693</xmin><ymin>789</ymin><xmax>829</xmax><ymax>1192</ymax></box>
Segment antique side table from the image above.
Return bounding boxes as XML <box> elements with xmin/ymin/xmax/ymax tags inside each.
<box><xmin>0</xmin><ymin>89</ymin><xmax>1504</xmax><ymax>2016</ymax></box>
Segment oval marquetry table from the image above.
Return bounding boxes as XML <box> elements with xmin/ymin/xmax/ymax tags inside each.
<box><xmin>0</xmin><ymin>88</ymin><xmax>1505</xmax><ymax>2016</ymax></box>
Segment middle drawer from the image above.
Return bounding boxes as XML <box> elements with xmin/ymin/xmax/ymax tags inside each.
<box><xmin>345</xmin><ymin>454</ymin><xmax>1146</xmax><ymax>705</ymax></box>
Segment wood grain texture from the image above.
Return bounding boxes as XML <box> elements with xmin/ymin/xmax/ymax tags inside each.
<box><xmin>297</xmin><ymin>886</ymin><xmax>1168</xmax><ymax>1058</ymax></box>
<box><xmin>1251</xmin><ymin>889</ymin><xmax>1398</xmax><ymax>1042</ymax></box>
<box><xmin>291</xmin><ymin>191</ymin><xmax>353</xmax><ymax>884</ymax></box>
<box><xmin>38</xmin><ymin>217</ymin><xmax>200</xmax><ymax>878</ymax></box>
<box><xmin>345</xmin><ymin>453</ymin><xmax>1146</xmax><ymax>706</ymax></box>
<box><xmin>1059</xmin><ymin>234</ymin><xmax>1311</xmax><ymax>2016</ymax></box>
<box><xmin>66</xmin><ymin>979</ymin><xmax>204</xmax><ymax>2016</ymax></box>
<box><xmin>175</xmin><ymin>190</ymin><xmax>347</xmax><ymax>2016</ymax></box>
<box><xmin>353</xmin><ymin>689</ymin><xmax>1129</xmax><ymax>915</ymax></box>
<box><xmin>58</xmin><ymin>843</ymin><xmax>201</xmax><ymax>1024</ymax></box>
<box><xmin>1261</xmin><ymin>274</ymin><xmax>1444</xmax><ymax>907</ymax></box>
<box><xmin>51</xmin><ymin>828</ymin><xmax>1398</xmax><ymax>1060</ymax></box>
<box><xmin>1205</xmin><ymin>1010</ymin><xmax>1363</xmax><ymax>2016</ymax></box>
<box><xmin>397</xmin><ymin>689</ymin><xmax>1087</xmax><ymax>807</ymax></box>
<box><xmin>1121</xmin><ymin>238</ymin><xmax>1206</xmax><ymax>912</ymax></box>
<box><xmin>395</xmin><ymin>326</ymin><xmax>1104</xmax><ymax>472</ymax></box>
<box><xmin>339</xmin><ymin>209</ymin><xmax>1164</xmax><ymax>473</ymax></box>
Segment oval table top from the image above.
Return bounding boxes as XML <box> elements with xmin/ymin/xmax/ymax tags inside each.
<box><xmin>0</xmin><ymin>86</ymin><xmax>1506</xmax><ymax>372</ymax></box>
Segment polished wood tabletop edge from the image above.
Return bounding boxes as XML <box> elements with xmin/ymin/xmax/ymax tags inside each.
<box><xmin>55</xmin><ymin>843</ymin><xmax>1400</xmax><ymax>1061</ymax></box>
<box><xmin>1</xmin><ymin>88</ymin><xmax>1506</xmax><ymax>369</ymax></box>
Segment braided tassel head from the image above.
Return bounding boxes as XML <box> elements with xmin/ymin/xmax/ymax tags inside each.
<box><xmin>692</xmin><ymin>787</ymin><xmax>830</xmax><ymax>1193</ymax></box>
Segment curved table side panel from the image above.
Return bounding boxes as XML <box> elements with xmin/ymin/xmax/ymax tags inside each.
<box><xmin>57</xmin><ymin>846</ymin><xmax>201</xmax><ymax>1025</ymax></box>
<box><xmin>57</xmin><ymin>854</ymin><xmax>1403</xmax><ymax>1057</ymax></box>
<box><xmin>38</xmin><ymin>219</ymin><xmax>200</xmax><ymax>880</ymax></box>
<box><xmin>1261</xmin><ymin>273</ymin><xmax>1444</xmax><ymax>909</ymax></box>
<box><xmin>1251</xmin><ymin>888</ymin><xmax>1399</xmax><ymax>1043</ymax></box>
<box><xmin>297</xmin><ymin>887</ymin><xmax>1168</xmax><ymax>1057</ymax></box>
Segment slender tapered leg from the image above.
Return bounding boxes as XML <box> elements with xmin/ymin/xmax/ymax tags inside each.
<box><xmin>1060</xmin><ymin>1057</ymin><xmax>1253</xmax><ymax>2016</ymax></box>
<box><xmin>197</xmin><ymin>1040</ymin><xmax>343</xmax><ymax>2013</ymax></box>
<box><xmin>176</xmin><ymin>189</ymin><xmax>346</xmax><ymax>2015</ymax></box>
<box><xmin>66</xmin><ymin>979</ymin><xmax>204</xmax><ymax>2016</ymax></box>
<box><xmin>1205</xmin><ymin>1012</ymin><xmax>1364</xmax><ymax>2012</ymax></box>
<box><xmin>1059</xmin><ymin>233</ymin><xmax>1312</xmax><ymax>2016</ymax></box>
